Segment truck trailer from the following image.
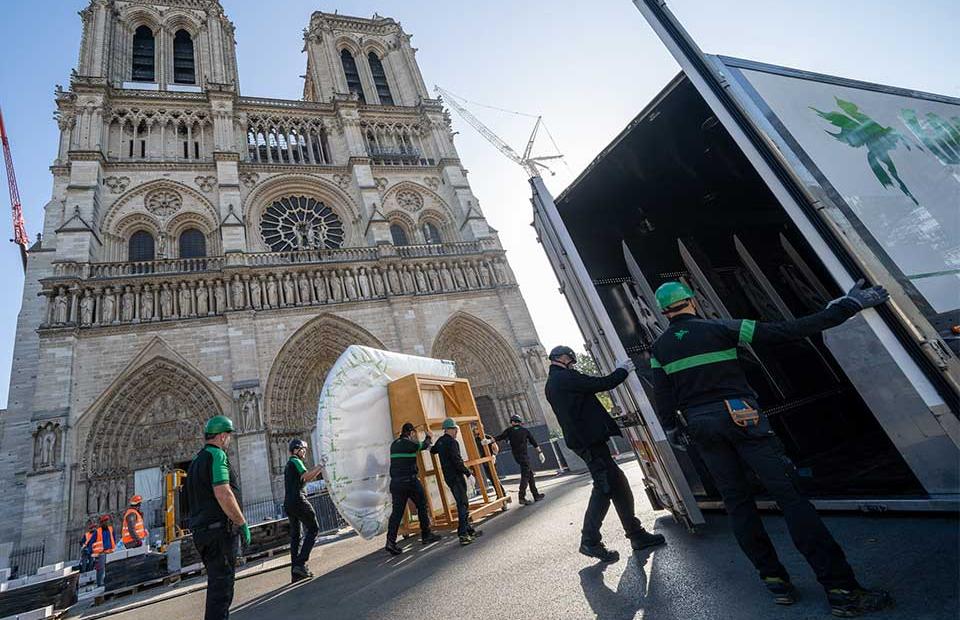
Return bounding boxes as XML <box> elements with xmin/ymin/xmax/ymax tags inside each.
<box><xmin>532</xmin><ymin>0</ymin><xmax>959</xmax><ymax>528</ymax></box>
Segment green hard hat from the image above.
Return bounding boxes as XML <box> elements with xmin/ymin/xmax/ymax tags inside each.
<box><xmin>655</xmin><ymin>281</ymin><xmax>695</xmax><ymax>311</ymax></box>
<box><xmin>204</xmin><ymin>415</ymin><xmax>235</xmax><ymax>435</ymax></box>
<box><xmin>442</xmin><ymin>418</ymin><xmax>458</xmax><ymax>430</ymax></box>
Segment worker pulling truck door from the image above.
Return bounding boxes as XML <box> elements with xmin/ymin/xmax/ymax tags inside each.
<box><xmin>650</xmin><ymin>280</ymin><xmax>894</xmax><ymax>616</ymax></box>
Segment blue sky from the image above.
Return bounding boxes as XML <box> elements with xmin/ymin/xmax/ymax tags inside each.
<box><xmin>0</xmin><ymin>0</ymin><xmax>956</xmax><ymax>407</ymax></box>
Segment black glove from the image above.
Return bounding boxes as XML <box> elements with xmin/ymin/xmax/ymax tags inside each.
<box><xmin>842</xmin><ymin>278</ymin><xmax>889</xmax><ymax>309</ymax></box>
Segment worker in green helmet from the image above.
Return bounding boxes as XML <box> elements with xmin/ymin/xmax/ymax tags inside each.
<box><xmin>430</xmin><ymin>418</ymin><xmax>482</xmax><ymax>545</ymax></box>
<box><xmin>649</xmin><ymin>280</ymin><xmax>893</xmax><ymax>616</ymax></box>
<box><xmin>186</xmin><ymin>415</ymin><xmax>250</xmax><ymax>620</ymax></box>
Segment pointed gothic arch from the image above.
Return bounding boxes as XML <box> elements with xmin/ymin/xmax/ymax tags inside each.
<box><xmin>431</xmin><ymin>312</ymin><xmax>528</xmax><ymax>431</ymax></box>
<box><xmin>265</xmin><ymin>314</ymin><xmax>386</xmax><ymax>435</ymax></box>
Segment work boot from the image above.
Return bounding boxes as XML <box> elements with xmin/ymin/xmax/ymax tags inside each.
<box><xmin>459</xmin><ymin>535</ymin><xmax>474</xmax><ymax>546</ymax></box>
<box><xmin>763</xmin><ymin>577</ymin><xmax>797</xmax><ymax>605</ymax></box>
<box><xmin>579</xmin><ymin>542</ymin><xmax>620</xmax><ymax>563</ymax></box>
<box><xmin>421</xmin><ymin>532</ymin><xmax>441</xmax><ymax>544</ymax></box>
<box><xmin>291</xmin><ymin>564</ymin><xmax>311</xmax><ymax>582</ymax></box>
<box><xmin>629</xmin><ymin>530</ymin><xmax>666</xmax><ymax>550</ymax></box>
<box><xmin>518</xmin><ymin>497</ymin><xmax>533</xmax><ymax>506</ymax></box>
<box><xmin>384</xmin><ymin>541</ymin><xmax>403</xmax><ymax>556</ymax></box>
<box><xmin>827</xmin><ymin>588</ymin><xmax>894</xmax><ymax>617</ymax></box>
<box><xmin>534</xmin><ymin>493</ymin><xmax>545</xmax><ymax>501</ymax></box>
<box><xmin>468</xmin><ymin>528</ymin><xmax>483</xmax><ymax>537</ymax></box>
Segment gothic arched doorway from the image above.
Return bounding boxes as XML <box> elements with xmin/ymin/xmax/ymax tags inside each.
<box><xmin>264</xmin><ymin>313</ymin><xmax>385</xmax><ymax>491</ymax></box>
<box><xmin>77</xmin><ymin>356</ymin><xmax>229</xmax><ymax>525</ymax></box>
<box><xmin>431</xmin><ymin>312</ymin><xmax>530</xmax><ymax>436</ymax></box>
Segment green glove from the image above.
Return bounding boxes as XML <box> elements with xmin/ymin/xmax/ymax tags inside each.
<box><xmin>240</xmin><ymin>523</ymin><xmax>251</xmax><ymax>546</ymax></box>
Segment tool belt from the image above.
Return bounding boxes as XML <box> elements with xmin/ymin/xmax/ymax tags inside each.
<box><xmin>725</xmin><ymin>398</ymin><xmax>760</xmax><ymax>427</ymax></box>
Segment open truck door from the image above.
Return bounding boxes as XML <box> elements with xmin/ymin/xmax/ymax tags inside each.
<box><xmin>531</xmin><ymin>176</ymin><xmax>705</xmax><ymax>529</ymax></box>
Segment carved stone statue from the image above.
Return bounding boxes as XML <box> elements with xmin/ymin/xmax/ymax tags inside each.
<box><xmin>440</xmin><ymin>263</ymin><xmax>454</xmax><ymax>291</ymax></box>
<box><xmin>297</xmin><ymin>273</ymin><xmax>312</xmax><ymax>305</ymax></box>
<box><xmin>33</xmin><ymin>423</ymin><xmax>60</xmax><ymax>470</ymax></box>
<box><xmin>282</xmin><ymin>273</ymin><xmax>296</xmax><ymax>306</ymax></box>
<box><xmin>140</xmin><ymin>284</ymin><xmax>155</xmax><ymax>321</ymax></box>
<box><xmin>343</xmin><ymin>270</ymin><xmax>358</xmax><ymax>300</ymax></box>
<box><xmin>237</xmin><ymin>391</ymin><xmax>261</xmax><ymax>433</ymax></box>
<box><xmin>426</xmin><ymin>263</ymin><xmax>440</xmax><ymax>291</ymax></box>
<box><xmin>357</xmin><ymin>268</ymin><xmax>371</xmax><ymax>298</ymax></box>
<box><xmin>179</xmin><ymin>282</ymin><xmax>193</xmax><ymax>317</ymax></box>
<box><xmin>478</xmin><ymin>262</ymin><xmax>492</xmax><ymax>288</ymax></box>
<box><xmin>329</xmin><ymin>270</ymin><xmax>344</xmax><ymax>302</ymax></box>
<box><xmin>371</xmin><ymin>268</ymin><xmax>385</xmax><ymax>297</ymax></box>
<box><xmin>54</xmin><ymin>288</ymin><xmax>69</xmax><ymax>324</ymax></box>
<box><xmin>266</xmin><ymin>275</ymin><xmax>279</xmax><ymax>308</ymax></box>
<box><xmin>121</xmin><ymin>286</ymin><xmax>135</xmax><ymax>322</ymax></box>
<box><xmin>80</xmin><ymin>290</ymin><xmax>95</xmax><ymax>326</ymax></box>
<box><xmin>452</xmin><ymin>264</ymin><xmax>466</xmax><ymax>289</ymax></box>
<box><xmin>414</xmin><ymin>265</ymin><xmax>428</xmax><ymax>293</ymax></box>
<box><xmin>214</xmin><ymin>280</ymin><xmax>227</xmax><ymax>313</ymax></box>
<box><xmin>249</xmin><ymin>276</ymin><xmax>263</xmax><ymax>309</ymax></box>
<box><xmin>40</xmin><ymin>432</ymin><xmax>56</xmax><ymax>468</ymax></box>
<box><xmin>231</xmin><ymin>275</ymin><xmax>246</xmax><ymax>309</ymax></box>
<box><xmin>159</xmin><ymin>284</ymin><xmax>174</xmax><ymax>319</ymax></box>
<box><xmin>196</xmin><ymin>280</ymin><xmax>209</xmax><ymax>316</ymax></box>
<box><xmin>400</xmin><ymin>265</ymin><xmax>414</xmax><ymax>293</ymax></box>
<box><xmin>493</xmin><ymin>259</ymin><xmax>508</xmax><ymax>284</ymax></box>
<box><xmin>386</xmin><ymin>265</ymin><xmax>401</xmax><ymax>294</ymax></box>
<box><xmin>464</xmin><ymin>263</ymin><xmax>479</xmax><ymax>289</ymax></box>
<box><xmin>312</xmin><ymin>271</ymin><xmax>328</xmax><ymax>303</ymax></box>
<box><xmin>102</xmin><ymin>287</ymin><xmax>116</xmax><ymax>324</ymax></box>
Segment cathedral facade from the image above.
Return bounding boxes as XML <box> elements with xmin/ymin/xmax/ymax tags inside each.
<box><xmin>0</xmin><ymin>0</ymin><xmax>552</xmax><ymax>561</ymax></box>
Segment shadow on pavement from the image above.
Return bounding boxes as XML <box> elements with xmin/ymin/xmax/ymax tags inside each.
<box><xmin>231</xmin><ymin>472</ymin><xmax>591</xmax><ymax>618</ymax></box>
<box><xmin>579</xmin><ymin>548</ymin><xmax>653</xmax><ymax>620</ymax></box>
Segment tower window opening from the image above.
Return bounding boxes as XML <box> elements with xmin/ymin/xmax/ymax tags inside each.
<box><xmin>368</xmin><ymin>53</ymin><xmax>394</xmax><ymax>105</ymax></box>
<box><xmin>173</xmin><ymin>30</ymin><xmax>196</xmax><ymax>85</ymax></box>
<box><xmin>132</xmin><ymin>26</ymin><xmax>156</xmax><ymax>82</ymax></box>
<box><xmin>340</xmin><ymin>49</ymin><xmax>366</xmax><ymax>104</ymax></box>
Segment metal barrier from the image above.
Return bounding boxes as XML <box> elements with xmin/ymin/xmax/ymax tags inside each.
<box><xmin>242</xmin><ymin>492</ymin><xmax>346</xmax><ymax>533</ymax></box>
<box><xmin>9</xmin><ymin>543</ymin><xmax>45</xmax><ymax>579</ymax></box>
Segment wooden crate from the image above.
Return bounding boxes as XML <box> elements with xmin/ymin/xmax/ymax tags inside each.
<box><xmin>388</xmin><ymin>374</ymin><xmax>509</xmax><ymax>536</ymax></box>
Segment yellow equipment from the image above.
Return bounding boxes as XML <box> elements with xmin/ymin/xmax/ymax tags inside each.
<box><xmin>163</xmin><ymin>469</ymin><xmax>188</xmax><ymax>548</ymax></box>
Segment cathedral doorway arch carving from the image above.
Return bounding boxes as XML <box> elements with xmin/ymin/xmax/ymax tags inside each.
<box><xmin>264</xmin><ymin>314</ymin><xmax>385</xmax><ymax>478</ymax></box>
<box><xmin>77</xmin><ymin>356</ymin><xmax>229</xmax><ymax>520</ymax></box>
<box><xmin>431</xmin><ymin>312</ymin><xmax>529</xmax><ymax>434</ymax></box>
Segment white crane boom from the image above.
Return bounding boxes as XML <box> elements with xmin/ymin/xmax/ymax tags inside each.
<box><xmin>434</xmin><ymin>85</ymin><xmax>562</xmax><ymax>178</ymax></box>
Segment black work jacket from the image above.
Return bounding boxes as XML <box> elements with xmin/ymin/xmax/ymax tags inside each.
<box><xmin>650</xmin><ymin>300</ymin><xmax>859</xmax><ymax>417</ymax></box>
<box><xmin>430</xmin><ymin>434</ymin><xmax>470</xmax><ymax>484</ymax></box>
<box><xmin>495</xmin><ymin>425</ymin><xmax>538</xmax><ymax>462</ymax></box>
<box><xmin>389</xmin><ymin>435</ymin><xmax>430</xmax><ymax>480</ymax></box>
<box><xmin>545</xmin><ymin>365</ymin><xmax>627</xmax><ymax>451</ymax></box>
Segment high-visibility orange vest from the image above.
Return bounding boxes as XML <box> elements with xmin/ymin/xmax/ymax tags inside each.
<box><xmin>91</xmin><ymin>526</ymin><xmax>116</xmax><ymax>556</ymax></box>
<box><xmin>121</xmin><ymin>508</ymin><xmax>148</xmax><ymax>545</ymax></box>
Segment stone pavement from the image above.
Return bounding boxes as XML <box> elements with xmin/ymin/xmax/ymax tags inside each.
<box><xmin>74</xmin><ymin>462</ymin><xmax>959</xmax><ymax>620</ymax></box>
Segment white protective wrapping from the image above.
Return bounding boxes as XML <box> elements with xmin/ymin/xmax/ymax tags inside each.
<box><xmin>314</xmin><ymin>345</ymin><xmax>456</xmax><ymax>539</ymax></box>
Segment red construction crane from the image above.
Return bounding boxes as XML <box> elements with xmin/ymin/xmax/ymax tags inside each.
<box><xmin>0</xmin><ymin>106</ymin><xmax>29</xmax><ymax>269</ymax></box>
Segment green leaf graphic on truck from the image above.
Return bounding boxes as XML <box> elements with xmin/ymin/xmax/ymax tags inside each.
<box><xmin>812</xmin><ymin>98</ymin><xmax>917</xmax><ymax>204</ymax></box>
<box><xmin>813</xmin><ymin>98</ymin><xmax>960</xmax><ymax>205</ymax></box>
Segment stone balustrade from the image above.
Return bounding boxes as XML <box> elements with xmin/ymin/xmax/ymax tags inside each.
<box><xmin>39</xmin><ymin>243</ymin><xmax>514</xmax><ymax>330</ymax></box>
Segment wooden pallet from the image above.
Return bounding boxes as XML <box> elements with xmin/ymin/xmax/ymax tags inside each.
<box><xmin>96</xmin><ymin>573</ymin><xmax>180</xmax><ymax>604</ymax></box>
<box><xmin>239</xmin><ymin>544</ymin><xmax>291</xmax><ymax>564</ymax></box>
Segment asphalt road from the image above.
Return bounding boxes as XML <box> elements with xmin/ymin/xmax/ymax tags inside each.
<box><xmin>110</xmin><ymin>461</ymin><xmax>958</xmax><ymax>620</ymax></box>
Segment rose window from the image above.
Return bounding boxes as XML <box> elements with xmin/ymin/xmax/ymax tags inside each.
<box><xmin>260</xmin><ymin>196</ymin><xmax>345</xmax><ymax>252</ymax></box>
<box><xmin>145</xmin><ymin>190</ymin><xmax>182</xmax><ymax>217</ymax></box>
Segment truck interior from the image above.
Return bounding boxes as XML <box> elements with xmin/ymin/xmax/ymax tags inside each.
<box><xmin>555</xmin><ymin>74</ymin><xmax>924</xmax><ymax>502</ymax></box>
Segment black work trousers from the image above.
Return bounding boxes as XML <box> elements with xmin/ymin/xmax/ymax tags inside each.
<box><xmin>574</xmin><ymin>442</ymin><xmax>646</xmax><ymax>546</ymax></box>
<box><xmin>685</xmin><ymin>402</ymin><xmax>859</xmax><ymax>590</ymax></box>
<box><xmin>194</xmin><ymin>528</ymin><xmax>237</xmax><ymax>620</ymax></box>
<box><xmin>446</xmin><ymin>477</ymin><xmax>473</xmax><ymax>537</ymax></box>
<box><xmin>517</xmin><ymin>459</ymin><xmax>540</xmax><ymax>500</ymax></box>
<box><xmin>286</xmin><ymin>500</ymin><xmax>320</xmax><ymax>569</ymax></box>
<box><xmin>387</xmin><ymin>477</ymin><xmax>432</xmax><ymax>543</ymax></box>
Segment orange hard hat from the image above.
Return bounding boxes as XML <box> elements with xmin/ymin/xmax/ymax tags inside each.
<box><xmin>99</xmin><ymin>515</ymin><xmax>110</xmax><ymax>524</ymax></box>
<box><xmin>129</xmin><ymin>495</ymin><xmax>142</xmax><ymax>505</ymax></box>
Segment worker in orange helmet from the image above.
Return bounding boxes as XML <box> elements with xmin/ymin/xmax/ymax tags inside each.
<box><xmin>121</xmin><ymin>495</ymin><xmax>149</xmax><ymax>549</ymax></box>
<box><xmin>86</xmin><ymin>514</ymin><xmax>116</xmax><ymax>588</ymax></box>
